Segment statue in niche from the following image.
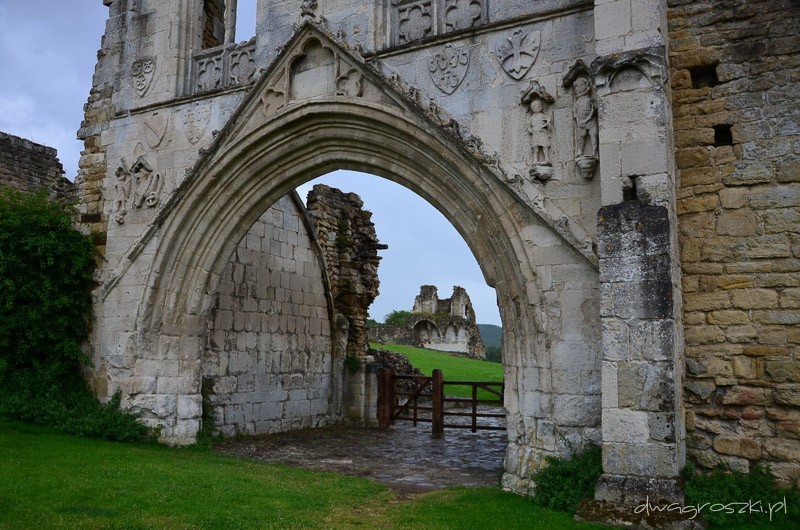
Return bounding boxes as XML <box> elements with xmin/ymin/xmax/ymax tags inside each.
<box><xmin>521</xmin><ymin>80</ymin><xmax>554</xmax><ymax>181</ymax></box>
<box><xmin>572</xmin><ymin>77</ymin><xmax>598</xmax><ymax>159</ymax></box>
<box><xmin>565</xmin><ymin>72</ymin><xmax>598</xmax><ymax>180</ymax></box>
<box><xmin>528</xmin><ymin>99</ymin><xmax>551</xmax><ymax>165</ymax></box>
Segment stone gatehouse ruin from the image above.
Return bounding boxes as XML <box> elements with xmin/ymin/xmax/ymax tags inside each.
<box><xmin>75</xmin><ymin>0</ymin><xmax>799</xmax><ymax>518</ymax></box>
<box><xmin>369</xmin><ymin>285</ymin><xmax>486</xmax><ymax>359</ymax></box>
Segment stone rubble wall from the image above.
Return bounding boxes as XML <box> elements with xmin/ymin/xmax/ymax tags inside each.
<box><xmin>368</xmin><ymin>325</ymin><xmax>417</xmax><ymax>347</ymax></box>
<box><xmin>305</xmin><ymin>184</ymin><xmax>386</xmax><ymax>360</ymax></box>
<box><xmin>0</xmin><ymin>132</ymin><xmax>74</xmax><ymax>200</ymax></box>
<box><xmin>202</xmin><ymin>194</ymin><xmax>333</xmax><ymax>436</ymax></box>
<box><xmin>669</xmin><ymin>0</ymin><xmax>800</xmax><ymax>485</ymax></box>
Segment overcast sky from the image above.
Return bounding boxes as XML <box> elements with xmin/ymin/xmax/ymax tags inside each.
<box><xmin>0</xmin><ymin>2</ymin><xmax>502</xmax><ymax>326</ymax></box>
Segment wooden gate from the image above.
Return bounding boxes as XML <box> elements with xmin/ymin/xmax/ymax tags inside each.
<box><xmin>377</xmin><ymin>368</ymin><xmax>505</xmax><ymax>437</ymax></box>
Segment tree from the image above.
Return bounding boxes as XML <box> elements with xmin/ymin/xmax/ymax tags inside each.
<box><xmin>384</xmin><ymin>309</ymin><xmax>411</xmax><ymax>326</ymax></box>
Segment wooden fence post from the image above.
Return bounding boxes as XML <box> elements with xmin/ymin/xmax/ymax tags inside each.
<box><xmin>432</xmin><ymin>369</ymin><xmax>444</xmax><ymax>438</ymax></box>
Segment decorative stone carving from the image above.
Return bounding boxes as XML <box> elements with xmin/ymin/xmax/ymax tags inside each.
<box><xmin>229</xmin><ymin>45</ymin><xmax>257</xmax><ymax>85</ymax></box>
<box><xmin>132</xmin><ymin>57</ymin><xmax>156</xmax><ymax>97</ymax></box>
<box><xmin>142</xmin><ymin>112</ymin><xmax>170</xmax><ymax>149</ymax></box>
<box><xmin>521</xmin><ymin>81</ymin><xmax>554</xmax><ymax>180</ymax></box>
<box><xmin>336</xmin><ymin>68</ymin><xmax>364</xmax><ymax>97</ymax></box>
<box><xmin>261</xmin><ymin>88</ymin><xmax>286</xmax><ymax>116</ymax></box>
<box><xmin>183</xmin><ymin>103</ymin><xmax>211</xmax><ymax>145</ymax></box>
<box><xmin>113</xmin><ymin>160</ymin><xmax>131</xmax><ymax>224</ymax></box>
<box><xmin>112</xmin><ymin>149</ymin><xmax>163</xmax><ymax>223</ymax></box>
<box><xmin>300</xmin><ymin>0</ymin><xmax>325</xmax><ymax>24</ymax></box>
<box><xmin>196</xmin><ymin>53</ymin><xmax>223</xmax><ymax>92</ymax></box>
<box><xmin>591</xmin><ymin>47</ymin><xmax>667</xmax><ymax>96</ymax></box>
<box><xmin>300</xmin><ymin>0</ymin><xmax>318</xmax><ymax>18</ymax></box>
<box><xmin>563</xmin><ymin>61</ymin><xmax>598</xmax><ymax>179</ymax></box>
<box><xmin>496</xmin><ymin>29</ymin><xmax>540</xmax><ymax>80</ymax></box>
<box><xmin>131</xmin><ymin>162</ymin><xmax>163</xmax><ymax>209</ymax></box>
<box><xmin>429</xmin><ymin>43</ymin><xmax>470</xmax><ymax>94</ymax></box>
<box><xmin>397</xmin><ymin>1</ymin><xmax>433</xmax><ymax>44</ymax></box>
<box><xmin>444</xmin><ymin>0</ymin><xmax>483</xmax><ymax>32</ymax></box>
<box><xmin>191</xmin><ymin>40</ymin><xmax>258</xmax><ymax>96</ymax></box>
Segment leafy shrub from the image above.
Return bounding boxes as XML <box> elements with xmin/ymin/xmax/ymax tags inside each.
<box><xmin>532</xmin><ymin>444</ymin><xmax>603</xmax><ymax>513</ymax></box>
<box><xmin>0</xmin><ymin>188</ymin><xmax>153</xmax><ymax>442</ymax></box>
<box><xmin>0</xmin><ymin>189</ymin><xmax>94</xmax><ymax>379</ymax></box>
<box><xmin>682</xmin><ymin>463</ymin><xmax>800</xmax><ymax>527</ymax></box>
<box><xmin>384</xmin><ymin>310</ymin><xmax>411</xmax><ymax>326</ymax></box>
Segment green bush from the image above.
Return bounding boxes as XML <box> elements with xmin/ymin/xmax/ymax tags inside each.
<box><xmin>0</xmin><ymin>188</ymin><xmax>153</xmax><ymax>442</ymax></box>
<box><xmin>0</xmin><ymin>189</ymin><xmax>95</xmax><ymax>379</ymax></box>
<box><xmin>384</xmin><ymin>309</ymin><xmax>411</xmax><ymax>326</ymax></box>
<box><xmin>682</xmin><ymin>463</ymin><xmax>800</xmax><ymax>527</ymax></box>
<box><xmin>532</xmin><ymin>444</ymin><xmax>603</xmax><ymax>513</ymax></box>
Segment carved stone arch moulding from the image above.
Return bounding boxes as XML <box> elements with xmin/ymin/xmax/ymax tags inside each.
<box><xmin>591</xmin><ymin>47</ymin><xmax>668</xmax><ymax>96</ymax></box>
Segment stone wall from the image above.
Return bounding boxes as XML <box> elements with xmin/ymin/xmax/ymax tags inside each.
<box><xmin>202</xmin><ymin>194</ymin><xmax>333</xmax><ymax>436</ymax></box>
<box><xmin>305</xmin><ymin>184</ymin><xmax>387</xmax><ymax>360</ymax></box>
<box><xmin>669</xmin><ymin>0</ymin><xmax>800</xmax><ymax>485</ymax></box>
<box><xmin>0</xmin><ymin>132</ymin><xmax>74</xmax><ymax>200</ymax></box>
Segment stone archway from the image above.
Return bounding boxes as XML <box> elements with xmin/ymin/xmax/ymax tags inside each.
<box><xmin>88</xmin><ymin>25</ymin><xmax>603</xmax><ymax>494</ymax></box>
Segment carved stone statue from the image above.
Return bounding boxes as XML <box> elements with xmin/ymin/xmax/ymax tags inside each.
<box><xmin>521</xmin><ymin>80</ymin><xmax>555</xmax><ymax>181</ymax></box>
<box><xmin>572</xmin><ymin>77</ymin><xmax>598</xmax><ymax>159</ymax></box>
<box><xmin>528</xmin><ymin>99</ymin><xmax>551</xmax><ymax>165</ymax></box>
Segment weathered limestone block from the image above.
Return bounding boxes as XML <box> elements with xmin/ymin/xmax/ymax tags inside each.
<box><xmin>596</xmin><ymin>200</ymin><xmax>684</xmax><ymax>508</ymax></box>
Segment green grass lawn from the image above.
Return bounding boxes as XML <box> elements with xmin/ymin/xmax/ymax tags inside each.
<box><xmin>371</xmin><ymin>343</ymin><xmax>504</xmax><ymax>400</ymax></box>
<box><xmin>0</xmin><ymin>421</ymin><xmax>607</xmax><ymax>529</ymax></box>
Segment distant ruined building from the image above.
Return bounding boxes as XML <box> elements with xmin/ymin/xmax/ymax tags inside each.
<box><xmin>370</xmin><ymin>285</ymin><xmax>486</xmax><ymax>359</ymax></box>
<box><xmin>0</xmin><ymin>132</ymin><xmax>75</xmax><ymax>200</ymax></box>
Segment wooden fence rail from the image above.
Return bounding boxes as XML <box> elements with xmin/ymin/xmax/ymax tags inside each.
<box><xmin>377</xmin><ymin>368</ymin><xmax>504</xmax><ymax>437</ymax></box>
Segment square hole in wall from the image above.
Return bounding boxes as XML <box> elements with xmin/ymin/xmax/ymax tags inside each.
<box><xmin>713</xmin><ymin>124</ymin><xmax>733</xmax><ymax>146</ymax></box>
<box><xmin>689</xmin><ymin>64</ymin><xmax>720</xmax><ymax>88</ymax></box>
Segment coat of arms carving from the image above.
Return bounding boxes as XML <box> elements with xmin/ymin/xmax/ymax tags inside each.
<box><xmin>132</xmin><ymin>57</ymin><xmax>156</xmax><ymax>97</ymax></box>
<box><xmin>495</xmin><ymin>29</ymin><xmax>540</xmax><ymax>80</ymax></box>
<box><xmin>429</xmin><ymin>43</ymin><xmax>470</xmax><ymax>94</ymax></box>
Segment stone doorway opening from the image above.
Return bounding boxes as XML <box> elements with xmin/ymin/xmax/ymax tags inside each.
<box><xmin>201</xmin><ymin>167</ymin><xmax>508</xmax><ymax>489</ymax></box>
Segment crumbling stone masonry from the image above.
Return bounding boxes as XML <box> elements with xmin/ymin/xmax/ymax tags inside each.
<box><xmin>306</xmin><ymin>184</ymin><xmax>387</xmax><ymax>361</ymax></box>
<box><xmin>74</xmin><ymin>0</ymin><xmax>800</xmax><ymax>520</ymax></box>
<box><xmin>0</xmin><ymin>132</ymin><xmax>75</xmax><ymax>200</ymax></box>
<box><xmin>369</xmin><ymin>285</ymin><xmax>486</xmax><ymax>359</ymax></box>
<box><xmin>669</xmin><ymin>0</ymin><xmax>800</xmax><ymax>487</ymax></box>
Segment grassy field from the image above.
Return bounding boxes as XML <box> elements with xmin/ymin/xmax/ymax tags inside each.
<box><xmin>370</xmin><ymin>343</ymin><xmax>504</xmax><ymax>400</ymax></box>
<box><xmin>0</xmin><ymin>421</ymin><xmax>607</xmax><ymax>529</ymax></box>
